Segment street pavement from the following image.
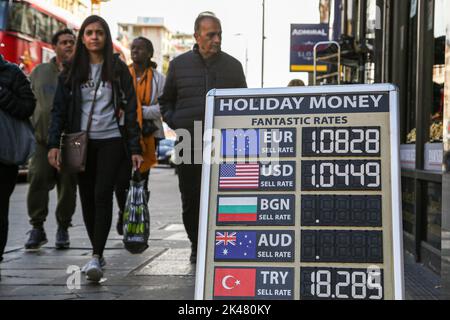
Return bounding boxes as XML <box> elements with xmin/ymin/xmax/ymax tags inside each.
<box><xmin>0</xmin><ymin>166</ymin><xmax>196</xmax><ymax>300</ymax></box>
<box><xmin>0</xmin><ymin>166</ymin><xmax>442</xmax><ymax>300</ymax></box>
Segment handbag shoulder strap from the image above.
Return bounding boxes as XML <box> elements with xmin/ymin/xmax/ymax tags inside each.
<box><xmin>85</xmin><ymin>80</ymin><xmax>102</xmax><ymax>133</ymax></box>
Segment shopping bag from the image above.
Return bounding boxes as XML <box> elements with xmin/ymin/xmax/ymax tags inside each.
<box><xmin>123</xmin><ymin>171</ymin><xmax>150</xmax><ymax>254</ymax></box>
<box><xmin>0</xmin><ymin>109</ymin><xmax>36</xmax><ymax>165</ymax></box>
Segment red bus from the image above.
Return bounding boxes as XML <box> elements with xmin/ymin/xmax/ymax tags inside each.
<box><xmin>0</xmin><ymin>0</ymin><xmax>129</xmax><ymax>74</ymax></box>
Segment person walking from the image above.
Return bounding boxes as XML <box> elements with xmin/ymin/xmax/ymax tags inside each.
<box><xmin>115</xmin><ymin>37</ymin><xmax>165</xmax><ymax>235</ymax></box>
<box><xmin>47</xmin><ymin>15</ymin><xmax>143</xmax><ymax>282</ymax></box>
<box><xmin>25</xmin><ymin>29</ymin><xmax>78</xmax><ymax>251</ymax></box>
<box><xmin>159</xmin><ymin>12</ymin><xmax>247</xmax><ymax>263</ymax></box>
<box><xmin>0</xmin><ymin>54</ymin><xmax>36</xmax><ymax>263</ymax></box>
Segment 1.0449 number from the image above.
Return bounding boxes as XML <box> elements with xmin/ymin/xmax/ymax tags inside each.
<box><xmin>301</xmin><ymin>160</ymin><xmax>382</xmax><ymax>191</ymax></box>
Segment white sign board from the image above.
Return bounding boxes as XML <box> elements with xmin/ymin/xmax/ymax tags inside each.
<box><xmin>196</xmin><ymin>84</ymin><xmax>404</xmax><ymax>300</ymax></box>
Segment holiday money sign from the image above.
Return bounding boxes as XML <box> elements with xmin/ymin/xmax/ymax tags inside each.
<box><xmin>196</xmin><ymin>84</ymin><xmax>404</xmax><ymax>300</ymax></box>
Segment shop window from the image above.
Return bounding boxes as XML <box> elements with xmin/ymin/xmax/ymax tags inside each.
<box><xmin>319</xmin><ymin>0</ymin><xmax>330</xmax><ymax>24</ymax></box>
<box><xmin>402</xmin><ymin>177</ymin><xmax>415</xmax><ymax>234</ymax></box>
<box><xmin>345</xmin><ymin>0</ymin><xmax>357</xmax><ymax>37</ymax></box>
<box><xmin>364</xmin><ymin>0</ymin><xmax>377</xmax><ymax>84</ymax></box>
<box><xmin>425</xmin><ymin>182</ymin><xmax>442</xmax><ymax>250</ymax></box>
<box><xmin>428</xmin><ymin>0</ymin><xmax>445</xmax><ymax>143</ymax></box>
<box><xmin>405</xmin><ymin>0</ymin><xmax>418</xmax><ymax>144</ymax></box>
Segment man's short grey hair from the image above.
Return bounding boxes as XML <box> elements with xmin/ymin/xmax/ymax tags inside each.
<box><xmin>194</xmin><ymin>11</ymin><xmax>221</xmax><ymax>34</ymax></box>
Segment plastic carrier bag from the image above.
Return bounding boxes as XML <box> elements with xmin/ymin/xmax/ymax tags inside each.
<box><xmin>123</xmin><ymin>171</ymin><xmax>150</xmax><ymax>254</ymax></box>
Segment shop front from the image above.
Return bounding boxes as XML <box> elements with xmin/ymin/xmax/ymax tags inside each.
<box><xmin>318</xmin><ymin>0</ymin><xmax>449</xmax><ymax>279</ymax></box>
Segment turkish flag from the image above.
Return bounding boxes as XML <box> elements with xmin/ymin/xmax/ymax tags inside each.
<box><xmin>213</xmin><ymin>268</ymin><xmax>256</xmax><ymax>297</ymax></box>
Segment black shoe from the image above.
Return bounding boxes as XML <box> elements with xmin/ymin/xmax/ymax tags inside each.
<box><xmin>25</xmin><ymin>228</ymin><xmax>48</xmax><ymax>251</ymax></box>
<box><xmin>116</xmin><ymin>211</ymin><xmax>123</xmax><ymax>236</ymax></box>
<box><xmin>55</xmin><ymin>227</ymin><xmax>70</xmax><ymax>250</ymax></box>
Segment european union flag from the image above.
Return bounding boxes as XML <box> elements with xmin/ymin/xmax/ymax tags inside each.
<box><xmin>221</xmin><ymin>129</ymin><xmax>260</xmax><ymax>158</ymax></box>
<box><xmin>215</xmin><ymin>231</ymin><xmax>257</xmax><ymax>260</ymax></box>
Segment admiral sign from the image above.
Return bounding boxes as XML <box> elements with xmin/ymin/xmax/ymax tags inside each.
<box><xmin>196</xmin><ymin>84</ymin><xmax>405</xmax><ymax>300</ymax></box>
<box><xmin>290</xmin><ymin>24</ymin><xmax>329</xmax><ymax>73</ymax></box>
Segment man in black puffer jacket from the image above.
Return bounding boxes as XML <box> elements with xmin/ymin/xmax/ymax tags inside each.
<box><xmin>0</xmin><ymin>55</ymin><xmax>36</xmax><ymax>263</ymax></box>
<box><xmin>159</xmin><ymin>12</ymin><xmax>247</xmax><ymax>263</ymax></box>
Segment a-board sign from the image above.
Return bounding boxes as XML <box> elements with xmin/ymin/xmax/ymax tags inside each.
<box><xmin>195</xmin><ymin>84</ymin><xmax>404</xmax><ymax>300</ymax></box>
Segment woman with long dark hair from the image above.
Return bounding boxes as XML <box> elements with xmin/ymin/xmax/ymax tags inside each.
<box><xmin>115</xmin><ymin>37</ymin><xmax>165</xmax><ymax>235</ymax></box>
<box><xmin>47</xmin><ymin>15</ymin><xmax>143</xmax><ymax>282</ymax></box>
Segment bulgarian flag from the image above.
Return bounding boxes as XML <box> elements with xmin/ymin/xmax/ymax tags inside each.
<box><xmin>218</xmin><ymin>197</ymin><xmax>258</xmax><ymax>222</ymax></box>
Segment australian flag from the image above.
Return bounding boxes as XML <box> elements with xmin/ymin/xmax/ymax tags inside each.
<box><xmin>221</xmin><ymin>129</ymin><xmax>260</xmax><ymax>158</ymax></box>
<box><xmin>215</xmin><ymin>231</ymin><xmax>257</xmax><ymax>260</ymax></box>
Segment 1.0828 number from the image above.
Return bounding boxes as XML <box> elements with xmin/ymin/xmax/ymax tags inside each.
<box><xmin>302</xmin><ymin>127</ymin><xmax>381</xmax><ymax>157</ymax></box>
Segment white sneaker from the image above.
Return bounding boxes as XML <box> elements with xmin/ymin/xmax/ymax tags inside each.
<box><xmin>85</xmin><ymin>257</ymin><xmax>104</xmax><ymax>282</ymax></box>
<box><xmin>81</xmin><ymin>256</ymin><xmax>106</xmax><ymax>273</ymax></box>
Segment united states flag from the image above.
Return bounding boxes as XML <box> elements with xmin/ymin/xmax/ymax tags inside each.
<box><xmin>219</xmin><ymin>163</ymin><xmax>260</xmax><ymax>190</ymax></box>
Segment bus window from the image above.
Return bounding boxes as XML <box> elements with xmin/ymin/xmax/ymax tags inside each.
<box><xmin>7</xmin><ymin>2</ymin><xmax>23</xmax><ymax>33</ymax></box>
<box><xmin>6</xmin><ymin>2</ymin><xmax>33</xmax><ymax>37</ymax></box>
<box><xmin>58</xmin><ymin>20</ymin><xmax>67</xmax><ymax>33</ymax></box>
<box><xmin>51</xmin><ymin>17</ymin><xmax>59</xmax><ymax>36</ymax></box>
<box><xmin>50</xmin><ymin>17</ymin><xmax>67</xmax><ymax>36</ymax></box>
<box><xmin>22</xmin><ymin>4</ymin><xmax>34</xmax><ymax>36</ymax></box>
<box><xmin>35</xmin><ymin>10</ymin><xmax>51</xmax><ymax>43</ymax></box>
<box><xmin>0</xmin><ymin>0</ymin><xmax>7</xmax><ymax>30</ymax></box>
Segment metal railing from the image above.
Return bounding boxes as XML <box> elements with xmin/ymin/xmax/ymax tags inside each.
<box><xmin>313</xmin><ymin>41</ymin><xmax>341</xmax><ymax>85</ymax></box>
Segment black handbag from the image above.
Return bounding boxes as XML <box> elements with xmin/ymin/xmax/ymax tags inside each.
<box><xmin>0</xmin><ymin>109</ymin><xmax>36</xmax><ymax>165</ymax></box>
<box><xmin>60</xmin><ymin>81</ymin><xmax>101</xmax><ymax>173</ymax></box>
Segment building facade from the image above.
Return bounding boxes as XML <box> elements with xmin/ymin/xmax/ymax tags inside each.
<box><xmin>118</xmin><ymin>17</ymin><xmax>171</xmax><ymax>73</ymax></box>
<box><xmin>316</xmin><ymin>0</ymin><xmax>450</xmax><ymax>297</ymax></box>
<box><xmin>46</xmin><ymin>0</ymin><xmax>89</xmax><ymax>19</ymax></box>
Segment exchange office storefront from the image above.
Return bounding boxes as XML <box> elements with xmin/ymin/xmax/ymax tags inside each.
<box><xmin>317</xmin><ymin>0</ymin><xmax>450</xmax><ymax>277</ymax></box>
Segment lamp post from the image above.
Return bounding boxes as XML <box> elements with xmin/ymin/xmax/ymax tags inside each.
<box><xmin>261</xmin><ymin>0</ymin><xmax>266</xmax><ymax>88</ymax></box>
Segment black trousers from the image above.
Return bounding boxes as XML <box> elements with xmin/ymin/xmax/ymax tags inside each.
<box><xmin>0</xmin><ymin>163</ymin><xmax>18</xmax><ymax>260</ymax></box>
<box><xmin>78</xmin><ymin>138</ymin><xmax>126</xmax><ymax>257</ymax></box>
<box><xmin>114</xmin><ymin>158</ymin><xmax>133</xmax><ymax>213</ymax></box>
<box><xmin>177</xmin><ymin>163</ymin><xmax>202</xmax><ymax>249</ymax></box>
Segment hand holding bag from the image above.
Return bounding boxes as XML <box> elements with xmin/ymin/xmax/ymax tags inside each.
<box><xmin>59</xmin><ymin>81</ymin><xmax>100</xmax><ymax>173</ymax></box>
